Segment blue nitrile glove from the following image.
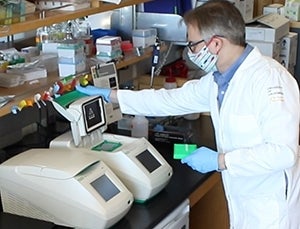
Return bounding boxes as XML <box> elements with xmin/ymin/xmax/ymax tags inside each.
<box><xmin>75</xmin><ymin>85</ymin><xmax>111</xmax><ymax>102</ymax></box>
<box><xmin>181</xmin><ymin>146</ymin><xmax>218</xmax><ymax>173</ymax></box>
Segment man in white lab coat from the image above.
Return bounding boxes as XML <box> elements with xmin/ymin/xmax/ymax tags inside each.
<box><xmin>76</xmin><ymin>1</ymin><xmax>300</xmax><ymax>228</ymax></box>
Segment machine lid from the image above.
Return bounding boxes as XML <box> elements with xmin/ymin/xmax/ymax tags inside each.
<box><xmin>2</xmin><ymin>148</ymin><xmax>100</xmax><ymax>179</ymax></box>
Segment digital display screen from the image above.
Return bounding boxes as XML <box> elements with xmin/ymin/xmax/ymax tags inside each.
<box><xmin>109</xmin><ymin>76</ymin><xmax>117</xmax><ymax>88</ymax></box>
<box><xmin>136</xmin><ymin>150</ymin><xmax>161</xmax><ymax>173</ymax></box>
<box><xmin>82</xmin><ymin>97</ymin><xmax>105</xmax><ymax>133</ymax></box>
<box><xmin>91</xmin><ymin>174</ymin><xmax>120</xmax><ymax>202</ymax></box>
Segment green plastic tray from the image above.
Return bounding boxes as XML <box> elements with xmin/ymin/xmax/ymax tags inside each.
<box><xmin>54</xmin><ymin>90</ymin><xmax>88</xmax><ymax>108</ymax></box>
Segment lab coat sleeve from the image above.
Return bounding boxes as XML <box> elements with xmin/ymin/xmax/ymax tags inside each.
<box><xmin>117</xmin><ymin>77</ymin><xmax>213</xmax><ymax>116</ymax></box>
<box><xmin>225</xmin><ymin>66</ymin><xmax>300</xmax><ymax>177</ymax></box>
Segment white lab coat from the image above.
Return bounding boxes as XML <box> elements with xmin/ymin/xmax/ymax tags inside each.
<box><xmin>117</xmin><ymin>47</ymin><xmax>300</xmax><ymax>229</ymax></box>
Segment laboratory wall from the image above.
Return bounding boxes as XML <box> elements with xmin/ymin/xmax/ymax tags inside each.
<box><xmin>1</xmin><ymin>0</ymin><xmax>299</xmax><ymax>104</ymax></box>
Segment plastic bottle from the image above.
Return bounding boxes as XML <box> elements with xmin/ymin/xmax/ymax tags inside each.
<box><xmin>164</xmin><ymin>77</ymin><xmax>177</xmax><ymax>89</ymax></box>
<box><xmin>63</xmin><ymin>21</ymin><xmax>74</xmax><ymax>41</ymax></box>
<box><xmin>75</xmin><ymin>17</ymin><xmax>93</xmax><ymax>57</ymax></box>
<box><xmin>131</xmin><ymin>115</ymin><xmax>149</xmax><ymax>139</ymax></box>
<box><xmin>35</xmin><ymin>26</ymin><xmax>49</xmax><ymax>51</ymax></box>
<box><xmin>75</xmin><ymin>16</ymin><xmax>91</xmax><ymax>38</ymax></box>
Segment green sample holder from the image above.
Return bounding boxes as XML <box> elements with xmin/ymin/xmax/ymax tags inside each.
<box><xmin>54</xmin><ymin>90</ymin><xmax>88</xmax><ymax>108</ymax></box>
<box><xmin>92</xmin><ymin>140</ymin><xmax>122</xmax><ymax>152</ymax></box>
<box><xmin>173</xmin><ymin>143</ymin><xmax>197</xmax><ymax>159</ymax></box>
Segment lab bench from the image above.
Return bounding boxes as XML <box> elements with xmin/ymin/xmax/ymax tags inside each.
<box><xmin>0</xmin><ymin>114</ymin><xmax>229</xmax><ymax>229</ymax></box>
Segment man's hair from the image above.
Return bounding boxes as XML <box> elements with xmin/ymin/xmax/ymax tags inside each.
<box><xmin>183</xmin><ymin>0</ymin><xmax>246</xmax><ymax>46</ymax></box>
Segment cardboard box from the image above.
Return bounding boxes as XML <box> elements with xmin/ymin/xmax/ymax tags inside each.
<box><xmin>96</xmin><ymin>36</ymin><xmax>122</xmax><ymax>61</ymax></box>
<box><xmin>245</xmin><ymin>13</ymin><xmax>290</xmax><ymax>42</ymax></box>
<box><xmin>7</xmin><ymin>67</ymin><xmax>47</xmax><ymax>82</ymax></box>
<box><xmin>58</xmin><ymin>61</ymin><xmax>86</xmax><ymax>78</ymax></box>
<box><xmin>272</xmin><ymin>0</ymin><xmax>285</xmax><ymax>4</ymax></box>
<box><xmin>263</xmin><ymin>3</ymin><xmax>284</xmax><ymax>15</ymax></box>
<box><xmin>279</xmin><ymin>32</ymin><xmax>298</xmax><ymax>72</ymax></box>
<box><xmin>57</xmin><ymin>43</ymin><xmax>84</xmax><ymax>57</ymax></box>
<box><xmin>254</xmin><ymin>0</ymin><xmax>272</xmax><ymax>17</ymax></box>
<box><xmin>96</xmin><ymin>43</ymin><xmax>121</xmax><ymax>53</ymax></box>
<box><xmin>42</xmin><ymin>43</ymin><xmax>59</xmax><ymax>54</ymax></box>
<box><xmin>58</xmin><ymin>53</ymin><xmax>85</xmax><ymax>64</ymax></box>
<box><xmin>96</xmin><ymin>36</ymin><xmax>121</xmax><ymax>47</ymax></box>
<box><xmin>233</xmin><ymin>0</ymin><xmax>254</xmax><ymax>23</ymax></box>
<box><xmin>96</xmin><ymin>49</ymin><xmax>122</xmax><ymax>62</ymax></box>
<box><xmin>284</xmin><ymin>2</ymin><xmax>300</xmax><ymax>21</ymax></box>
<box><xmin>58</xmin><ymin>43</ymin><xmax>85</xmax><ymax>66</ymax></box>
<box><xmin>248</xmin><ymin>40</ymin><xmax>281</xmax><ymax>61</ymax></box>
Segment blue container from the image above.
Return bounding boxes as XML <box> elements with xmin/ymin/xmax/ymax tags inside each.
<box><xmin>91</xmin><ymin>29</ymin><xmax>118</xmax><ymax>43</ymax></box>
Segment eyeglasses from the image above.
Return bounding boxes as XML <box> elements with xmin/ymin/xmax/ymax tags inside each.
<box><xmin>187</xmin><ymin>39</ymin><xmax>205</xmax><ymax>53</ymax></box>
<box><xmin>187</xmin><ymin>35</ymin><xmax>225</xmax><ymax>53</ymax></box>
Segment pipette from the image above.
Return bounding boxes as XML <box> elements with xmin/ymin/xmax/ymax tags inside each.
<box><xmin>150</xmin><ymin>38</ymin><xmax>160</xmax><ymax>88</ymax></box>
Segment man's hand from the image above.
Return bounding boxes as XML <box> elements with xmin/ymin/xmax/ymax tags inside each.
<box><xmin>181</xmin><ymin>146</ymin><xmax>218</xmax><ymax>173</ymax></box>
<box><xmin>75</xmin><ymin>85</ymin><xmax>111</xmax><ymax>102</ymax></box>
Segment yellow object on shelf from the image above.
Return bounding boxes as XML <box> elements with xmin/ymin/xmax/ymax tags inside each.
<box><xmin>0</xmin><ymin>60</ymin><xmax>8</xmax><ymax>73</ymax></box>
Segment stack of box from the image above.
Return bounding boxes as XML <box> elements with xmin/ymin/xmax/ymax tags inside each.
<box><xmin>279</xmin><ymin>32</ymin><xmax>298</xmax><ymax>75</ymax></box>
<box><xmin>284</xmin><ymin>0</ymin><xmax>300</xmax><ymax>22</ymax></box>
<box><xmin>7</xmin><ymin>67</ymin><xmax>47</xmax><ymax>82</ymax></box>
<box><xmin>132</xmin><ymin>28</ymin><xmax>157</xmax><ymax>48</ymax></box>
<box><xmin>246</xmin><ymin>13</ymin><xmax>290</xmax><ymax>62</ymax></box>
<box><xmin>57</xmin><ymin>42</ymin><xmax>86</xmax><ymax>77</ymax></box>
<box><xmin>230</xmin><ymin>0</ymin><xmax>254</xmax><ymax>23</ymax></box>
<box><xmin>96</xmin><ymin>36</ymin><xmax>122</xmax><ymax>62</ymax></box>
<box><xmin>263</xmin><ymin>3</ymin><xmax>284</xmax><ymax>15</ymax></box>
<box><xmin>254</xmin><ymin>0</ymin><xmax>273</xmax><ymax>16</ymax></box>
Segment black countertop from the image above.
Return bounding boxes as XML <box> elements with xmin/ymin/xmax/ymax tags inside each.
<box><xmin>0</xmin><ymin>114</ymin><xmax>216</xmax><ymax>229</ymax></box>
<box><xmin>0</xmin><ymin>154</ymin><xmax>212</xmax><ymax>229</ymax></box>
<box><xmin>111</xmin><ymin>143</ymin><xmax>213</xmax><ymax>229</ymax></box>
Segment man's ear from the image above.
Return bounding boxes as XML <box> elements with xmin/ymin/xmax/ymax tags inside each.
<box><xmin>211</xmin><ymin>37</ymin><xmax>223</xmax><ymax>55</ymax></box>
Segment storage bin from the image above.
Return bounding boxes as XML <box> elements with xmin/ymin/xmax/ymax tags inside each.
<box><xmin>0</xmin><ymin>0</ymin><xmax>25</xmax><ymax>25</ymax></box>
<box><xmin>36</xmin><ymin>0</ymin><xmax>90</xmax><ymax>11</ymax></box>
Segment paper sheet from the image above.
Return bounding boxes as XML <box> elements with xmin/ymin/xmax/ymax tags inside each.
<box><xmin>0</xmin><ymin>95</ymin><xmax>15</xmax><ymax>108</ymax></box>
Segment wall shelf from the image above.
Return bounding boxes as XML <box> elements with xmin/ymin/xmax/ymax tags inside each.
<box><xmin>290</xmin><ymin>21</ymin><xmax>300</xmax><ymax>29</ymax></box>
<box><xmin>0</xmin><ymin>44</ymin><xmax>165</xmax><ymax>117</ymax></box>
<box><xmin>0</xmin><ymin>0</ymin><xmax>153</xmax><ymax>37</ymax></box>
<box><xmin>0</xmin><ymin>0</ymin><xmax>156</xmax><ymax>117</ymax></box>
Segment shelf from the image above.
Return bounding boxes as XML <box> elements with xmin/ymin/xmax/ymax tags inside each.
<box><xmin>0</xmin><ymin>0</ymin><xmax>153</xmax><ymax>37</ymax></box>
<box><xmin>0</xmin><ymin>0</ymin><xmax>157</xmax><ymax>117</ymax></box>
<box><xmin>290</xmin><ymin>21</ymin><xmax>300</xmax><ymax>29</ymax></box>
<box><xmin>0</xmin><ymin>44</ymin><xmax>166</xmax><ymax>117</ymax></box>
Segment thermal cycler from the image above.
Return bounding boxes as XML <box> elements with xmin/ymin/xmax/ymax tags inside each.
<box><xmin>50</xmin><ymin>92</ymin><xmax>173</xmax><ymax>203</ymax></box>
<box><xmin>0</xmin><ymin>148</ymin><xmax>133</xmax><ymax>229</ymax></box>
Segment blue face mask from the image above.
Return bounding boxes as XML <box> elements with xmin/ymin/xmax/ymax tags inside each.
<box><xmin>188</xmin><ymin>45</ymin><xmax>218</xmax><ymax>73</ymax></box>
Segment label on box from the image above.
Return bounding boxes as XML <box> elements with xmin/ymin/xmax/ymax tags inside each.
<box><xmin>246</xmin><ymin>13</ymin><xmax>289</xmax><ymax>42</ymax></box>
